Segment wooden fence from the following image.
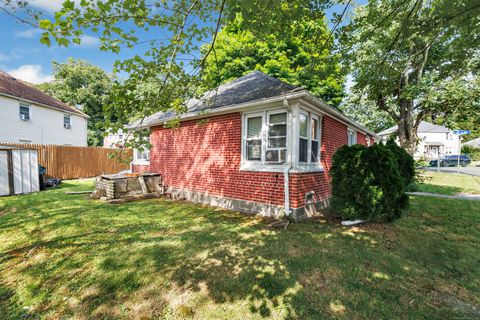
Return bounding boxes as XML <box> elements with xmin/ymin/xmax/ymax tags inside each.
<box><xmin>0</xmin><ymin>143</ymin><xmax>132</xmax><ymax>179</ymax></box>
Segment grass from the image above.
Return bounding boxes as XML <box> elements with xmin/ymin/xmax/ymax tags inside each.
<box><xmin>0</xmin><ymin>181</ymin><xmax>479</xmax><ymax>319</ymax></box>
<box><xmin>416</xmin><ymin>171</ymin><xmax>480</xmax><ymax>195</ymax></box>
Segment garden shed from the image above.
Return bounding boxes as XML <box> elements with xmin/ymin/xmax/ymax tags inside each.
<box><xmin>0</xmin><ymin>145</ymin><xmax>39</xmax><ymax>196</ymax></box>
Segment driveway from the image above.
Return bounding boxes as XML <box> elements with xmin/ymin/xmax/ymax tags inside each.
<box><xmin>424</xmin><ymin>165</ymin><xmax>480</xmax><ymax>176</ymax></box>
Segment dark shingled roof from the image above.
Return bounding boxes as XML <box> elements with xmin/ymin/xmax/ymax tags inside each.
<box><xmin>0</xmin><ymin>70</ymin><xmax>88</xmax><ymax>117</ymax></box>
<box><xmin>137</xmin><ymin>71</ymin><xmax>302</xmax><ymax>126</ymax></box>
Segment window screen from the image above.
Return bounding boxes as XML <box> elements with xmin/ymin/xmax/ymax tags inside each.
<box><xmin>246</xmin><ymin>116</ymin><xmax>262</xmax><ymax>161</ymax></box>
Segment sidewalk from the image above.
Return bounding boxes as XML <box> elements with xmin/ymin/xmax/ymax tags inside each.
<box><xmin>407</xmin><ymin>191</ymin><xmax>480</xmax><ymax>201</ymax></box>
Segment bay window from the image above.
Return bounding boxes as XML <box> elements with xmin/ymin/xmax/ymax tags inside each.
<box><xmin>242</xmin><ymin>107</ymin><xmax>322</xmax><ymax>171</ymax></box>
<box><xmin>299</xmin><ymin>112</ymin><xmax>321</xmax><ymax>164</ymax></box>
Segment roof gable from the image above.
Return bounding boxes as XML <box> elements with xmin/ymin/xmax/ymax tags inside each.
<box><xmin>0</xmin><ymin>70</ymin><xmax>88</xmax><ymax>117</ymax></box>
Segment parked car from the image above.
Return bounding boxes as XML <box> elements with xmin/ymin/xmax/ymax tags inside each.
<box><xmin>429</xmin><ymin>155</ymin><xmax>472</xmax><ymax>167</ymax></box>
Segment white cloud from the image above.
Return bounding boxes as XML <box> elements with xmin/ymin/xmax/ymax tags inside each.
<box><xmin>78</xmin><ymin>34</ymin><xmax>100</xmax><ymax>47</ymax></box>
<box><xmin>14</xmin><ymin>28</ymin><xmax>43</xmax><ymax>39</ymax></box>
<box><xmin>8</xmin><ymin>65</ymin><xmax>53</xmax><ymax>84</ymax></box>
<box><xmin>28</xmin><ymin>0</ymin><xmax>73</xmax><ymax>12</ymax></box>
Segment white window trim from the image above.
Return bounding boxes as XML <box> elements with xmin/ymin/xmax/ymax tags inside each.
<box><xmin>348</xmin><ymin>128</ymin><xmax>357</xmax><ymax>146</ymax></box>
<box><xmin>240</xmin><ymin>105</ymin><xmax>324</xmax><ymax>173</ymax></box>
<box><xmin>265</xmin><ymin>109</ymin><xmax>287</xmax><ymax>164</ymax></box>
<box><xmin>64</xmin><ymin>114</ymin><xmax>72</xmax><ymax>129</ymax></box>
<box><xmin>133</xmin><ymin>133</ymin><xmax>151</xmax><ymax>165</ymax></box>
<box><xmin>244</xmin><ymin>112</ymin><xmax>264</xmax><ymax>163</ymax></box>
<box><xmin>19</xmin><ymin>103</ymin><xmax>31</xmax><ymax>121</ymax></box>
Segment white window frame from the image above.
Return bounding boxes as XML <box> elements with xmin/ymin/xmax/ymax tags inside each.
<box><xmin>64</xmin><ymin>114</ymin><xmax>71</xmax><ymax>129</ymax></box>
<box><xmin>19</xmin><ymin>103</ymin><xmax>30</xmax><ymax>121</ymax></box>
<box><xmin>133</xmin><ymin>132</ymin><xmax>151</xmax><ymax>165</ymax></box>
<box><xmin>265</xmin><ymin>110</ymin><xmax>287</xmax><ymax>164</ymax></box>
<box><xmin>241</xmin><ymin>105</ymin><xmax>323</xmax><ymax>173</ymax></box>
<box><xmin>245</xmin><ymin>112</ymin><xmax>264</xmax><ymax>163</ymax></box>
<box><xmin>297</xmin><ymin>110</ymin><xmax>322</xmax><ymax>166</ymax></box>
<box><xmin>347</xmin><ymin>128</ymin><xmax>357</xmax><ymax>146</ymax></box>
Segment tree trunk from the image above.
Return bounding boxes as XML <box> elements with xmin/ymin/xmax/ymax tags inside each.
<box><xmin>396</xmin><ymin>98</ymin><xmax>417</xmax><ymax>156</ymax></box>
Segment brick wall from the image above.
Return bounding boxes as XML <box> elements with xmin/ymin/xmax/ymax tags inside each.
<box><xmin>145</xmin><ymin>113</ymin><xmax>285</xmax><ymax>206</ymax></box>
<box><xmin>357</xmin><ymin>131</ymin><xmax>367</xmax><ymax>145</ymax></box>
<box><xmin>289</xmin><ymin>115</ymin><xmax>349</xmax><ymax>208</ymax></box>
<box><xmin>135</xmin><ymin>111</ymin><xmax>367</xmax><ymax>210</ymax></box>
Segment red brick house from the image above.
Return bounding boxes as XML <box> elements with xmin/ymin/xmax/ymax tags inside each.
<box><xmin>132</xmin><ymin>71</ymin><xmax>376</xmax><ymax>221</ymax></box>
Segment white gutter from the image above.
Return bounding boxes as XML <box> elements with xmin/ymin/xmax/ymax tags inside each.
<box><xmin>283</xmin><ymin>98</ymin><xmax>293</xmax><ymax>218</ymax></box>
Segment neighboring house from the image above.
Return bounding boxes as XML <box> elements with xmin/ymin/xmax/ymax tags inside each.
<box><xmin>0</xmin><ymin>70</ymin><xmax>88</xmax><ymax>146</ymax></box>
<box><xmin>103</xmin><ymin>129</ymin><xmax>127</xmax><ymax>148</ymax></box>
<box><xmin>130</xmin><ymin>71</ymin><xmax>376</xmax><ymax>221</ymax></box>
<box><xmin>377</xmin><ymin>121</ymin><xmax>460</xmax><ymax>160</ymax></box>
<box><xmin>463</xmin><ymin>137</ymin><xmax>480</xmax><ymax>148</ymax></box>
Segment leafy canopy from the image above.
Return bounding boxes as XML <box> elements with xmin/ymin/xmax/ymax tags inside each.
<box><xmin>339</xmin><ymin>0</ymin><xmax>480</xmax><ymax>151</ymax></box>
<box><xmin>38</xmin><ymin>59</ymin><xmax>114</xmax><ymax>146</ymax></box>
<box><xmin>201</xmin><ymin>13</ymin><xmax>345</xmax><ymax>106</ymax></box>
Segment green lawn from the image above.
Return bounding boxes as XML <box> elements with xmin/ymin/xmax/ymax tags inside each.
<box><xmin>416</xmin><ymin>171</ymin><xmax>480</xmax><ymax>195</ymax></box>
<box><xmin>0</xmin><ymin>181</ymin><xmax>479</xmax><ymax>319</ymax></box>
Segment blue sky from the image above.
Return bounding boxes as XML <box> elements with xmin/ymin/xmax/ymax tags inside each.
<box><xmin>0</xmin><ymin>0</ymin><xmax>363</xmax><ymax>84</ymax></box>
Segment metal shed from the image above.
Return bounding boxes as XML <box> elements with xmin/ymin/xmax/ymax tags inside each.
<box><xmin>0</xmin><ymin>145</ymin><xmax>39</xmax><ymax>196</ymax></box>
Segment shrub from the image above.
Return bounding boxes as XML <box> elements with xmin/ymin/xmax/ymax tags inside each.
<box><xmin>385</xmin><ymin>140</ymin><xmax>416</xmax><ymax>190</ymax></box>
<box><xmin>462</xmin><ymin>145</ymin><xmax>480</xmax><ymax>161</ymax></box>
<box><xmin>330</xmin><ymin>143</ymin><xmax>409</xmax><ymax>221</ymax></box>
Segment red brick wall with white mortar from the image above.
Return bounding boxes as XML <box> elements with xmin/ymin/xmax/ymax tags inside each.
<box><xmin>357</xmin><ymin>131</ymin><xmax>367</xmax><ymax>145</ymax></box>
<box><xmin>134</xmin><ymin>112</ymin><xmax>368</xmax><ymax>210</ymax></box>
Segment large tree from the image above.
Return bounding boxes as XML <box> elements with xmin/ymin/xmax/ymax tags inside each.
<box><xmin>0</xmin><ymin>0</ymin><xmax>334</xmax><ymax>144</ymax></box>
<box><xmin>201</xmin><ymin>13</ymin><xmax>345</xmax><ymax>106</ymax></box>
<box><xmin>38</xmin><ymin>58</ymin><xmax>113</xmax><ymax>146</ymax></box>
<box><xmin>340</xmin><ymin>0</ymin><xmax>480</xmax><ymax>154</ymax></box>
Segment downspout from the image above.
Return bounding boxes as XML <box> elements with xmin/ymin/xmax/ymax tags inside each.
<box><xmin>283</xmin><ymin>98</ymin><xmax>293</xmax><ymax>218</ymax></box>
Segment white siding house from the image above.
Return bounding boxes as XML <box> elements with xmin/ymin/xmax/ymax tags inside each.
<box><xmin>0</xmin><ymin>70</ymin><xmax>88</xmax><ymax>146</ymax></box>
<box><xmin>377</xmin><ymin>121</ymin><xmax>461</xmax><ymax>160</ymax></box>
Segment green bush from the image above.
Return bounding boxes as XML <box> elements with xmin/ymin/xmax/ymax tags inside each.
<box><xmin>462</xmin><ymin>145</ymin><xmax>480</xmax><ymax>161</ymax></box>
<box><xmin>330</xmin><ymin>143</ymin><xmax>410</xmax><ymax>222</ymax></box>
<box><xmin>385</xmin><ymin>140</ymin><xmax>416</xmax><ymax>190</ymax></box>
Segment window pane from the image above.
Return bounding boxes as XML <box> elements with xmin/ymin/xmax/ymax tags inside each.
<box><xmin>270</xmin><ymin>112</ymin><xmax>286</xmax><ymax>124</ymax></box>
<box><xmin>299</xmin><ymin>114</ymin><xmax>308</xmax><ymax>138</ymax></box>
<box><xmin>311</xmin><ymin>140</ymin><xmax>319</xmax><ymax>162</ymax></box>
<box><xmin>268</xmin><ymin>137</ymin><xmax>286</xmax><ymax>148</ymax></box>
<box><xmin>280</xmin><ymin>149</ymin><xmax>286</xmax><ymax>162</ymax></box>
<box><xmin>64</xmin><ymin>115</ymin><xmax>71</xmax><ymax>125</ymax></box>
<box><xmin>268</xmin><ymin>124</ymin><xmax>286</xmax><ymax>137</ymax></box>
<box><xmin>299</xmin><ymin>138</ymin><xmax>308</xmax><ymax>162</ymax></box>
<box><xmin>312</xmin><ymin>118</ymin><xmax>318</xmax><ymax>140</ymax></box>
<box><xmin>265</xmin><ymin>150</ymin><xmax>279</xmax><ymax>162</ymax></box>
<box><xmin>20</xmin><ymin>105</ymin><xmax>30</xmax><ymax>120</ymax></box>
<box><xmin>247</xmin><ymin>140</ymin><xmax>262</xmax><ymax>160</ymax></box>
<box><xmin>247</xmin><ymin>116</ymin><xmax>262</xmax><ymax>138</ymax></box>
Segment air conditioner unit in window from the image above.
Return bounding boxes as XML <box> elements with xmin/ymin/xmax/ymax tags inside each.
<box><xmin>20</xmin><ymin>114</ymin><xmax>29</xmax><ymax>121</ymax></box>
<box><xmin>64</xmin><ymin>123</ymin><xmax>71</xmax><ymax>129</ymax></box>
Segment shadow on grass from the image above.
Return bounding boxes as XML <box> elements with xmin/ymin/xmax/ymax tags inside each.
<box><xmin>1</xmin><ymin>192</ymin><xmax>478</xmax><ymax>319</ymax></box>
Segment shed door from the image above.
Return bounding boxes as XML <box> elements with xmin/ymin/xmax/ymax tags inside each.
<box><xmin>0</xmin><ymin>151</ymin><xmax>9</xmax><ymax>196</ymax></box>
<box><xmin>12</xmin><ymin>149</ymin><xmax>39</xmax><ymax>194</ymax></box>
